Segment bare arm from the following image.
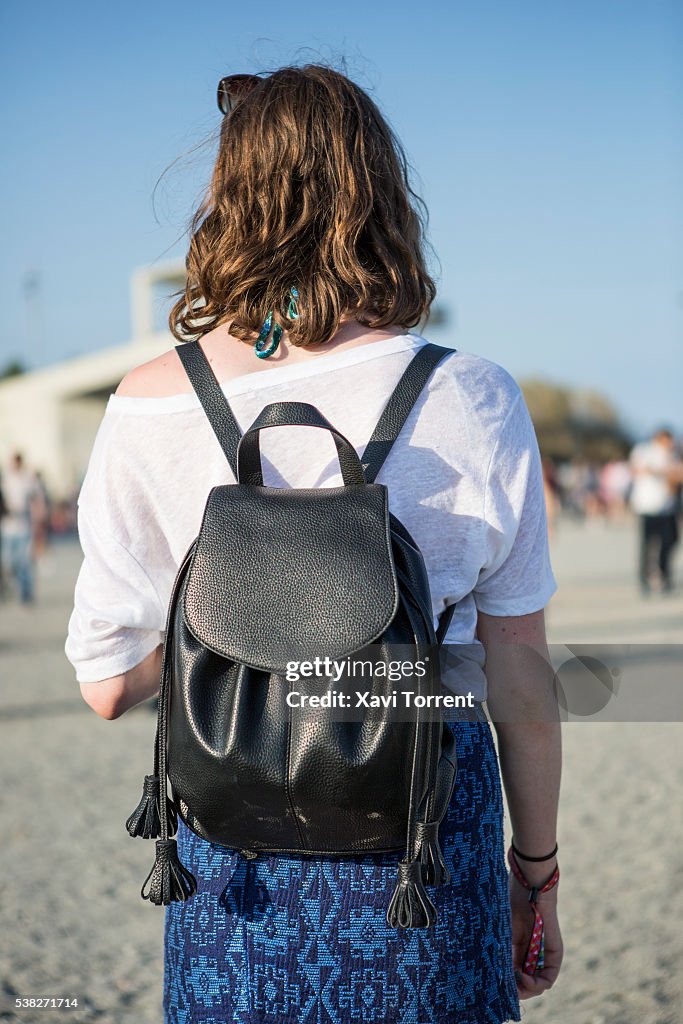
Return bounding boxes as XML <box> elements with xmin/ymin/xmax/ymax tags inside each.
<box><xmin>479</xmin><ymin>608</ymin><xmax>560</xmax><ymax>855</ymax></box>
<box><xmin>79</xmin><ymin>643</ymin><xmax>163</xmax><ymax>720</ymax></box>
<box><xmin>478</xmin><ymin>607</ymin><xmax>563</xmax><ymax>999</ymax></box>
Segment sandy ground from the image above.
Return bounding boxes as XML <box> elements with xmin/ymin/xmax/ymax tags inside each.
<box><xmin>1</xmin><ymin>517</ymin><xmax>682</xmax><ymax>1024</ymax></box>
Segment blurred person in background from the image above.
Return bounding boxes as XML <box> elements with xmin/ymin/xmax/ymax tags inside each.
<box><xmin>0</xmin><ymin>470</ymin><xmax>7</xmax><ymax>595</ymax></box>
<box><xmin>557</xmin><ymin>457</ymin><xmax>602</xmax><ymax>520</ymax></box>
<box><xmin>581</xmin><ymin>461</ymin><xmax>604</xmax><ymax>520</ymax></box>
<box><xmin>599</xmin><ymin>459</ymin><xmax>632</xmax><ymax>522</ymax></box>
<box><xmin>542</xmin><ymin>457</ymin><xmax>561</xmax><ymax>538</ymax></box>
<box><xmin>0</xmin><ymin>452</ymin><xmax>40</xmax><ymax>604</ymax></box>
<box><xmin>49</xmin><ymin>498</ymin><xmax>78</xmax><ymax>537</ymax></box>
<box><xmin>31</xmin><ymin>470</ymin><xmax>52</xmax><ymax>571</ymax></box>
<box><xmin>673</xmin><ymin>438</ymin><xmax>683</xmax><ymax>516</ymax></box>
<box><xmin>555</xmin><ymin>460</ymin><xmax>580</xmax><ymax>517</ymax></box>
<box><xmin>629</xmin><ymin>428</ymin><xmax>683</xmax><ymax>594</ymax></box>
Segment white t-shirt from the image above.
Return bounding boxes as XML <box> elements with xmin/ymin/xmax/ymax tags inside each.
<box><xmin>65</xmin><ymin>332</ymin><xmax>557</xmax><ymax>699</ymax></box>
<box><xmin>629</xmin><ymin>440</ymin><xmax>677</xmax><ymax>515</ymax></box>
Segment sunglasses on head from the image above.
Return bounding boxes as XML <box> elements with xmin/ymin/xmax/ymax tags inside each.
<box><xmin>216</xmin><ymin>74</ymin><xmax>261</xmax><ymax>115</ymax></box>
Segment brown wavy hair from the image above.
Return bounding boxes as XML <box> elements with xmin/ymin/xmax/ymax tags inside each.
<box><xmin>169</xmin><ymin>64</ymin><xmax>436</xmax><ymax>347</ymax></box>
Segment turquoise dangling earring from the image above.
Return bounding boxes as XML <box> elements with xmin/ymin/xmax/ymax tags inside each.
<box><xmin>254</xmin><ymin>310</ymin><xmax>283</xmax><ymax>359</ymax></box>
<box><xmin>287</xmin><ymin>286</ymin><xmax>300</xmax><ymax>321</ymax></box>
<box><xmin>253</xmin><ymin>287</ymin><xmax>299</xmax><ymax>359</ymax></box>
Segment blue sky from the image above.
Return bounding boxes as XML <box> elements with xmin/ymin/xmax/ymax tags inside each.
<box><xmin>1</xmin><ymin>0</ymin><xmax>681</xmax><ymax>435</ymax></box>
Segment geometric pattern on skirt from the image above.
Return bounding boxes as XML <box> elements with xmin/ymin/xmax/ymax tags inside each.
<box><xmin>163</xmin><ymin>718</ymin><xmax>521</xmax><ymax>1024</ymax></box>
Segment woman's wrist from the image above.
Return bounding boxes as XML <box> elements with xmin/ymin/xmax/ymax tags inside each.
<box><xmin>510</xmin><ymin>857</ymin><xmax>559</xmax><ymax>890</ymax></box>
<box><xmin>508</xmin><ymin>843</ymin><xmax>559</xmax><ymax>889</ymax></box>
<box><xmin>510</xmin><ymin>838</ymin><xmax>558</xmax><ymax>863</ymax></box>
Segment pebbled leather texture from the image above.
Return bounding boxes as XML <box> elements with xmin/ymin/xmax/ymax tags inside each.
<box><xmin>167</xmin><ymin>512</ymin><xmax>445</xmax><ymax>855</ymax></box>
<box><xmin>183</xmin><ymin>482</ymin><xmax>399</xmax><ymax>672</ymax></box>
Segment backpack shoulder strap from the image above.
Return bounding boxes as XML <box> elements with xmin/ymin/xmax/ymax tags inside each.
<box><xmin>362</xmin><ymin>342</ymin><xmax>456</xmax><ymax>484</ymax></box>
<box><xmin>175</xmin><ymin>341</ymin><xmax>242</xmax><ymax>477</ymax></box>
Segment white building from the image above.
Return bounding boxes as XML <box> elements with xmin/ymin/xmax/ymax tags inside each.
<box><xmin>0</xmin><ymin>262</ymin><xmax>185</xmax><ymax>501</ymax></box>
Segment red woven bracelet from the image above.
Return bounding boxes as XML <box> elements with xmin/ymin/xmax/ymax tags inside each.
<box><xmin>507</xmin><ymin>847</ymin><xmax>559</xmax><ymax>975</ymax></box>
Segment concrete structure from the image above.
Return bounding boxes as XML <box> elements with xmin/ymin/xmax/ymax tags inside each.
<box><xmin>0</xmin><ymin>261</ymin><xmax>186</xmax><ymax>501</ymax></box>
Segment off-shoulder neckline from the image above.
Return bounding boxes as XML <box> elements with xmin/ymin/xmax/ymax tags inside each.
<box><xmin>107</xmin><ymin>332</ymin><xmax>427</xmax><ymax>415</ymax></box>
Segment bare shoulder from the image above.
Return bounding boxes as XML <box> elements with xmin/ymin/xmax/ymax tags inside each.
<box><xmin>114</xmin><ymin>346</ymin><xmax>191</xmax><ymax>398</ymax></box>
<box><xmin>114</xmin><ymin>328</ymin><xmax>247</xmax><ymax>398</ymax></box>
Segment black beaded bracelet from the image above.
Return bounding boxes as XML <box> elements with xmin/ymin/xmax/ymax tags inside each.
<box><xmin>510</xmin><ymin>840</ymin><xmax>558</xmax><ymax>863</ymax></box>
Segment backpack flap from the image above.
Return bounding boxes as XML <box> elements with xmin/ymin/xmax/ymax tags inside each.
<box><xmin>182</xmin><ymin>482</ymin><xmax>399</xmax><ymax>673</ymax></box>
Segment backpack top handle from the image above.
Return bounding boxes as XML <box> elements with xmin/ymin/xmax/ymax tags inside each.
<box><xmin>236</xmin><ymin>401</ymin><xmax>366</xmax><ymax>487</ymax></box>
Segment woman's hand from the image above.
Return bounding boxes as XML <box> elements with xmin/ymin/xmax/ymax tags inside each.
<box><xmin>509</xmin><ymin>870</ymin><xmax>563</xmax><ymax>1000</ymax></box>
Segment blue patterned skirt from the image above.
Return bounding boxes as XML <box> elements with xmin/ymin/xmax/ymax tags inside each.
<box><xmin>163</xmin><ymin>717</ymin><xmax>521</xmax><ymax>1024</ymax></box>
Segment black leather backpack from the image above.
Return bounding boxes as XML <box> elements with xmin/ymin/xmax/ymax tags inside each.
<box><xmin>126</xmin><ymin>339</ymin><xmax>458</xmax><ymax>929</ymax></box>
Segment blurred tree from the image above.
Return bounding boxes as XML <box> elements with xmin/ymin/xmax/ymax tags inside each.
<box><xmin>0</xmin><ymin>359</ymin><xmax>27</xmax><ymax>380</ymax></box>
<box><xmin>520</xmin><ymin>378</ymin><xmax>632</xmax><ymax>462</ymax></box>
<box><xmin>424</xmin><ymin>304</ymin><xmax>449</xmax><ymax>328</ymax></box>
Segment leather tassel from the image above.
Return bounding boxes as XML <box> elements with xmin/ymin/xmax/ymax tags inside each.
<box><xmin>140</xmin><ymin>839</ymin><xmax>197</xmax><ymax>905</ymax></box>
<box><xmin>125</xmin><ymin>774</ymin><xmax>178</xmax><ymax>839</ymax></box>
<box><xmin>415</xmin><ymin>820</ymin><xmax>450</xmax><ymax>886</ymax></box>
<box><xmin>386</xmin><ymin>860</ymin><xmax>437</xmax><ymax>929</ymax></box>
